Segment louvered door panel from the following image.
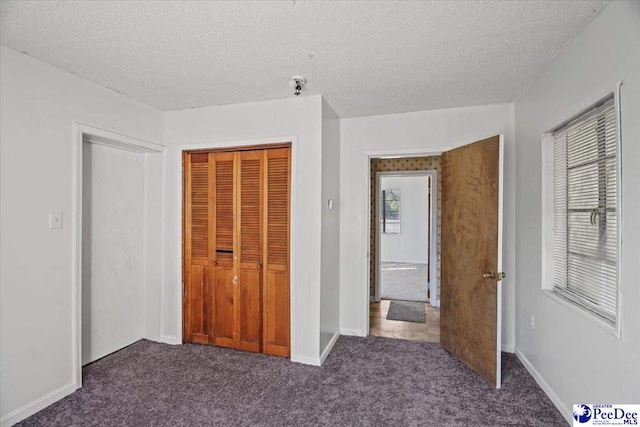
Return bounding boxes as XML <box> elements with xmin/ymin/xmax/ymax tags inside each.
<box><xmin>190</xmin><ymin>155</ymin><xmax>209</xmax><ymax>259</ymax></box>
<box><xmin>212</xmin><ymin>152</ymin><xmax>236</xmax><ymax>347</ymax></box>
<box><xmin>184</xmin><ymin>152</ymin><xmax>211</xmax><ymax>344</ymax></box>
<box><xmin>239</xmin><ymin>268</ymin><xmax>262</xmax><ymax>351</ymax></box>
<box><xmin>215</xmin><ymin>156</ymin><xmax>234</xmax><ymax>252</ymax></box>
<box><xmin>239</xmin><ymin>153</ymin><xmax>262</xmax><ymax>264</ymax></box>
<box><xmin>237</xmin><ymin>151</ymin><xmax>263</xmax><ymax>352</ymax></box>
<box><xmin>212</xmin><ymin>253</ymin><xmax>235</xmax><ymax>348</ymax></box>
<box><xmin>263</xmin><ymin>148</ymin><xmax>291</xmax><ymax>357</ymax></box>
<box><xmin>267</xmin><ymin>154</ymin><xmax>289</xmax><ymax>266</ymax></box>
<box><xmin>186</xmin><ymin>264</ymin><xmax>209</xmax><ymax>344</ymax></box>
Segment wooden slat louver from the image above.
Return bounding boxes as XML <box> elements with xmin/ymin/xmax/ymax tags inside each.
<box><xmin>190</xmin><ymin>153</ymin><xmax>209</xmax><ymax>259</ymax></box>
<box><xmin>267</xmin><ymin>155</ymin><xmax>289</xmax><ymax>266</ymax></box>
<box><xmin>215</xmin><ymin>159</ymin><xmax>234</xmax><ymax>252</ymax></box>
<box><xmin>240</xmin><ymin>157</ymin><xmax>262</xmax><ymax>263</ymax></box>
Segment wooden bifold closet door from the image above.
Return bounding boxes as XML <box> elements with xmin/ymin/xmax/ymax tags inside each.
<box><xmin>183</xmin><ymin>146</ymin><xmax>290</xmax><ymax>357</ymax></box>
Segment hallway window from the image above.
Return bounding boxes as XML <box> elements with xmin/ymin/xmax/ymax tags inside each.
<box><xmin>382</xmin><ymin>189</ymin><xmax>401</xmax><ymax>234</ymax></box>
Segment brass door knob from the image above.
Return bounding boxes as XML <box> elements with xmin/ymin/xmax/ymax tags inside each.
<box><xmin>483</xmin><ymin>272</ymin><xmax>506</xmax><ymax>281</ymax></box>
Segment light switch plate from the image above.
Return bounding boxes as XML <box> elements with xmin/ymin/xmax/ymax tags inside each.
<box><xmin>49</xmin><ymin>211</ymin><xmax>63</xmax><ymax>229</ymax></box>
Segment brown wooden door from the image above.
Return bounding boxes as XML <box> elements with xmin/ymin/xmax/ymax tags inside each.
<box><xmin>211</xmin><ymin>152</ymin><xmax>236</xmax><ymax>349</ymax></box>
<box><xmin>236</xmin><ymin>150</ymin><xmax>263</xmax><ymax>352</ymax></box>
<box><xmin>183</xmin><ymin>152</ymin><xmax>212</xmax><ymax>344</ymax></box>
<box><xmin>441</xmin><ymin>135</ymin><xmax>504</xmax><ymax>388</ymax></box>
<box><xmin>183</xmin><ymin>145</ymin><xmax>290</xmax><ymax>357</ymax></box>
<box><xmin>263</xmin><ymin>148</ymin><xmax>291</xmax><ymax>357</ymax></box>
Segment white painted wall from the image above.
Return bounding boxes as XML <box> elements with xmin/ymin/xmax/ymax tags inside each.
<box><xmin>0</xmin><ymin>46</ymin><xmax>163</xmax><ymax>425</ymax></box>
<box><xmin>143</xmin><ymin>147</ymin><xmax>165</xmax><ymax>342</ymax></box>
<box><xmin>380</xmin><ymin>175</ymin><xmax>429</xmax><ymax>263</ymax></box>
<box><xmin>319</xmin><ymin>98</ymin><xmax>341</xmax><ymax>359</ymax></box>
<box><xmin>513</xmin><ymin>1</ymin><xmax>640</xmax><ymax>422</ymax></box>
<box><xmin>339</xmin><ymin>103</ymin><xmax>516</xmax><ymax>352</ymax></box>
<box><xmin>162</xmin><ymin>95</ymin><xmax>325</xmax><ymax>364</ymax></box>
<box><xmin>82</xmin><ymin>142</ymin><xmax>144</xmax><ymax>364</ymax></box>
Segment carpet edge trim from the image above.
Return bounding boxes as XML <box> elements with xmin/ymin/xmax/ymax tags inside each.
<box><xmin>0</xmin><ymin>382</ymin><xmax>77</xmax><ymax>427</ymax></box>
<box><xmin>515</xmin><ymin>348</ymin><xmax>571</xmax><ymax>426</ymax></box>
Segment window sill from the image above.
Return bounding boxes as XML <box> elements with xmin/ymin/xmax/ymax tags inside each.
<box><xmin>542</xmin><ymin>290</ymin><xmax>621</xmax><ymax>339</ymax></box>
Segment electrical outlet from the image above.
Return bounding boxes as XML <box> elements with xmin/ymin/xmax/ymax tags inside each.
<box><xmin>529</xmin><ymin>315</ymin><xmax>535</xmax><ymax>330</ymax></box>
<box><xmin>49</xmin><ymin>211</ymin><xmax>63</xmax><ymax>229</ymax></box>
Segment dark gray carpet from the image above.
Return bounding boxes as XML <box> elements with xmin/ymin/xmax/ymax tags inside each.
<box><xmin>381</xmin><ymin>262</ymin><xmax>429</xmax><ymax>302</ymax></box>
<box><xmin>386</xmin><ymin>300</ymin><xmax>426</xmax><ymax>323</ymax></box>
<box><xmin>17</xmin><ymin>337</ymin><xmax>566</xmax><ymax>426</ymax></box>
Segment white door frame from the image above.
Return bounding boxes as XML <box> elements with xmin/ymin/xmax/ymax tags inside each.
<box><xmin>363</xmin><ymin>147</ymin><xmax>451</xmax><ymax>336</ymax></box>
<box><xmin>496</xmin><ymin>135</ymin><xmax>504</xmax><ymax>388</ymax></box>
<box><xmin>375</xmin><ymin>170</ymin><xmax>439</xmax><ymax>307</ymax></box>
<box><xmin>71</xmin><ymin>123</ymin><xmax>165</xmax><ymax>390</ymax></box>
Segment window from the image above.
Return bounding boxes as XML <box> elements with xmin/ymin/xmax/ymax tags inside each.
<box><xmin>547</xmin><ymin>95</ymin><xmax>620</xmax><ymax>327</ymax></box>
<box><xmin>381</xmin><ymin>189</ymin><xmax>400</xmax><ymax>234</ymax></box>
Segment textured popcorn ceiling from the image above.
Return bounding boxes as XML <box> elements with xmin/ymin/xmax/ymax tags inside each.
<box><xmin>0</xmin><ymin>1</ymin><xmax>607</xmax><ymax>117</ymax></box>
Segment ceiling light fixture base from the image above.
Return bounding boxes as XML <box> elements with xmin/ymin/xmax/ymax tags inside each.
<box><xmin>289</xmin><ymin>75</ymin><xmax>306</xmax><ymax>96</ymax></box>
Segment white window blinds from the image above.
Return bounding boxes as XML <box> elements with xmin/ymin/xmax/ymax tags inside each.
<box><xmin>553</xmin><ymin>96</ymin><xmax>618</xmax><ymax>325</ymax></box>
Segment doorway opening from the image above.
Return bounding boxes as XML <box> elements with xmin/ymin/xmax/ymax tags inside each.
<box><xmin>82</xmin><ymin>140</ymin><xmax>146</xmax><ymax>365</ymax></box>
<box><xmin>73</xmin><ymin>124</ymin><xmax>164</xmax><ymax>389</ymax></box>
<box><xmin>369</xmin><ymin>157</ymin><xmax>441</xmax><ymax>343</ymax></box>
<box><xmin>365</xmin><ymin>136</ymin><xmax>505</xmax><ymax>388</ymax></box>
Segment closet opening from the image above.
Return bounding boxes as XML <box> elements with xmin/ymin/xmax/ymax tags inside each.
<box><xmin>72</xmin><ymin>124</ymin><xmax>165</xmax><ymax>389</ymax></box>
<box><xmin>82</xmin><ymin>140</ymin><xmax>146</xmax><ymax>365</ymax></box>
<box><xmin>182</xmin><ymin>143</ymin><xmax>291</xmax><ymax>357</ymax></box>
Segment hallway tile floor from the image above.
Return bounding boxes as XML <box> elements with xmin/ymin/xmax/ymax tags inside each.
<box><xmin>370</xmin><ymin>299</ymin><xmax>440</xmax><ymax>342</ymax></box>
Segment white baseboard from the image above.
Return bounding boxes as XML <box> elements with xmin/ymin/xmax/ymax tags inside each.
<box><xmin>290</xmin><ymin>354</ymin><xmax>321</xmax><ymax>366</ymax></box>
<box><xmin>160</xmin><ymin>335</ymin><xmax>182</xmax><ymax>345</ymax></box>
<box><xmin>515</xmin><ymin>348</ymin><xmax>571</xmax><ymax>425</ymax></box>
<box><xmin>1</xmin><ymin>382</ymin><xmax>78</xmax><ymax>427</ymax></box>
<box><xmin>340</xmin><ymin>328</ymin><xmax>366</xmax><ymax>337</ymax></box>
<box><xmin>501</xmin><ymin>343</ymin><xmax>515</xmax><ymax>353</ymax></box>
<box><xmin>319</xmin><ymin>331</ymin><xmax>340</xmax><ymax>365</ymax></box>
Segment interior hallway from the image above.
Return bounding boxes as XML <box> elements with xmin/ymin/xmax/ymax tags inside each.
<box><xmin>370</xmin><ymin>300</ymin><xmax>440</xmax><ymax>342</ymax></box>
<box><xmin>380</xmin><ymin>261</ymin><xmax>429</xmax><ymax>302</ymax></box>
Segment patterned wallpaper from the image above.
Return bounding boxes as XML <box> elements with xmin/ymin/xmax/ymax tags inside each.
<box><xmin>370</xmin><ymin>156</ymin><xmax>442</xmax><ymax>300</ymax></box>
